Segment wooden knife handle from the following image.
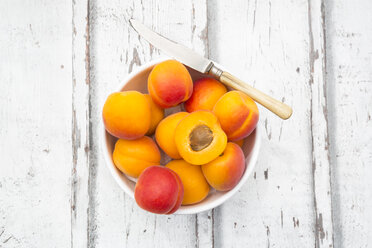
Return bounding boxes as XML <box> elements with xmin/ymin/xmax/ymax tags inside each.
<box><xmin>218</xmin><ymin>71</ymin><xmax>293</xmax><ymax>120</ymax></box>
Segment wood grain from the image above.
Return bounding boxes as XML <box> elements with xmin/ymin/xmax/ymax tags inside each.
<box><xmin>0</xmin><ymin>1</ymin><xmax>73</xmax><ymax>247</ymax></box>
<box><xmin>325</xmin><ymin>0</ymin><xmax>372</xmax><ymax>247</ymax></box>
<box><xmin>307</xmin><ymin>0</ymin><xmax>334</xmax><ymax>247</ymax></box>
<box><xmin>208</xmin><ymin>0</ymin><xmax>317</xmax><ymax>246</ymax></box>
<box><xmin>0</xmin><ymin>0</ymin><xmax>372</xmax><ymax>247</ymax></box>
<box><xmin>88</xmin><ymin>0</ymin><xmax>210</xmax><ymax>247</ymax></box>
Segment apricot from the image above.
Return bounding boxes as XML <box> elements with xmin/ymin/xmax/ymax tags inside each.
<box><xmin>135</xmin><ymin>166</ymin><xmax>184</xmax><ymax>214</ymax></box>
<box><xmin>166</xmin><ymin>160</ymin><xmax>209</xmax><ymax>205</ymax></box>
<box><xmin>144</xmin><ymin>94</ymin><xmax>164</xmax><ymax>135</ymax></box>
<box><xmin>103</xmin><ymin>91</ymin><xmax>151</xmax><ymax>140</ymax></box>
<box><xmin>184</xmin><ymin>78</ymin><xmax>227</xmax><ymax>112</ymax></box>
<box><xmin>174</xmin><ymin>110</ymin><xmax>227</xmax><ymax>165</ymax></box>
<box><xmin>233</xmin><ymin>139</ymin><xmax>244</xmax><ymax>147</ymax></box>
<box><xmin>113</xmin><ymin>136</ymin><xmax>161</xmax><ymax>178</ymax></box>
<box><xmin>202</xmin><ymin>142</ymin><xmax>245</xmax><ymax>191</ymax></box>
<box><xmin>148</xmin><ymin>60</ymin><xmax>193</xmax><ymax>108</ymax></box>
<box><xmin>213</xmin><ymin>91</ymin><xmax>259</xmax><ymax>141</ymax></box>
<box><xmin>155</xmin><ymin>112</ymin><xmax>189</xmax><ymax>159</ymax></box>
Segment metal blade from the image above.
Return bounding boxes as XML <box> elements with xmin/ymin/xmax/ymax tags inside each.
<box><xmin>129</xmin><ymin>19</ymin><xmax>213</xmax><ymax>73</ymax></box>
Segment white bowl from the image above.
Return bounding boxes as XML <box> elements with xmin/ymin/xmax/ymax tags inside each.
<box><xmin>101</xmin><ymin>58</ymin><xmax>261</xmax><ymax>214</ymax></box>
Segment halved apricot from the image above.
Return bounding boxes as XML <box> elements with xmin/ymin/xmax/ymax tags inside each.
<box><xmin>174</xmin><ymin>110</ymin><xmax>227</xmax><ymax>165</ymax></box>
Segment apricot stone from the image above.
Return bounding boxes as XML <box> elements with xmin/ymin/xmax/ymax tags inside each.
<box><xmin>135</xmin><ymin>166</ymin><xmax>184</xmax><ymax>214</ymax></box>
<box><xmin>144</xmin><ymin>94</ymin><xmax>164</xmax><ymax>135</ymax></box>
<box><xmin>103</xmin><ymin>91</ymin><xmax>151</xmax><ymax>140</ymax></box>
<box><xmin>113</xmin><ymin>136</ymin><xmax>161</xmax><ymax>178</ymax></box>
<box><xmin>202</xmin><ymin>142</ymin><xmax>245</xmax><ymax>191</ymax></box>
<box><xmin>166</xmin><ymin>160</ymin><xmax>210</xmax><ymax>205</ymax></box>
<box><xmin>185</xmin><ymin>78</ymin><xmax>227</xmax><ymax>112</ymax></box>
<box><xmin>155</xmin><ymin>112</ymin><xmax>189</xmax><ymax>159</ymax></box>
<box><xmin>213</xmin><ymin>91</ymin><xmax>259</xmax><ymax>141</ymax></box>
<box><xmin>174</xmin><ymin>110</ymin><xmax>227</xmax><ymax>165</ymax></box>
<box><xmin>148</xmin><ymin>60</ymin><xmax>193</xmax><ymax>108</ymax></box>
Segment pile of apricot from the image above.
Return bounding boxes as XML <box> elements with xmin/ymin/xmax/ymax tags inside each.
<box><xmin>103</xmin><ymin>60</ymin><xmax>259</xmax><ymax>214</ymax></box>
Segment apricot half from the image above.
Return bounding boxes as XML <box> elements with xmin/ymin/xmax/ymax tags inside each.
<box><xmin>103</xmin><ymin>91</ymin><xmax>151</xmax><ymax>140</ymax></box>
<box><xmin>148</xmin><ymin>60</ymin><xmax>193</xmax><ymax>108</ymax></box>
<box><xmin>135</xmin><ymin>166</ymin><xmax>184</xmax><ymax>214</ymax></box>
<box><xmin>174</xmin><ymin>110</ymin><xmax>227</xmax><ymax>165</ymax></box>
<box><xmin>144</xmin><ymin>94</ymin><xmax>164</xmax><ymax>135</ymax></box>
<box><xmin>213</xmin><ymin>91</ymin><xmax>259</xmax><ymax>141</ymax></box>
<box><xmin>184</xmin><ymin>78</ymin><xmax>227</xmax><ymax>112</ymax></box>
<box><xmin>155</xmin><ymin>112</ymin><xmax>189</xmax><ymax>159</ymax></box>
<box><xmin>166</xmin><ymin>160</ymin><xmax>210</xmax><ymax>205</ymax></box>
<box><xmin>113</xmin><ymin>136</ymin><xmax>161</xmax><ymax>178</ymax></box>
<box><xmin>202</xmin><ymin>142</ymin><xmax>245</xmax><ymax>191</ymax></box>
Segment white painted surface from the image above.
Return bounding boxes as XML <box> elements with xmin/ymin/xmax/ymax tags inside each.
<box><xmin>0</xmin><ymin>0</ymin><xmax>371</xmax><ymax>247</ymax></box>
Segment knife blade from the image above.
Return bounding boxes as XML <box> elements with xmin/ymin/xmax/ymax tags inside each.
<box><xmin>129</xmin><ymin>19</ymin><xmax>292</xmax><ymax>120</ymax></box>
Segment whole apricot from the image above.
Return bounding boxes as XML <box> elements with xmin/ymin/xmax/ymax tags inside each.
<box><xmin>213</xmin><ymin>91</ymin><xmax>259</xmax><ymax>141</ymax></box>
<box><xmin>202</xmin><ymin>142</ymin><xmax>245</xmax><ymax>191</ymax></box>
<box><xmin>174</xmin><ymin>110</ymin><xmax>227</xmax><ymax>165</ymax></box>
<box><xmin>135</xmin><ymin>166</ymin><xmax>184</xmax><ymax>214</ymax></box>
<box><xmin>184</xmin><ymin>78</ymin><xmax>227</xmax><ymax>112</ymax></box>
<box><xmin>144</xmin><ymin>94</ymin><xmax>164</xmax><ymax>135</ymax></box>
<box><xmin>148</xmin><ymin>60</ymin><xmax>193</xmax><ymax>108</ymax></box>
<box><xmin>113</xmin><ymin>136</ymin><xmax>161</xmax><ymax>178</ymax></box>
<box><xmin>155</xmin><ymin>112</ymin><xmax>189</xmax><ymax>159</ymax></box>
<box><xmin>103</xmin><ymin>91</ymin><xmax>151</xmax><ymax>140</ymax></box>
<box><xmin>166</xmin><ymin>160</ymin><xmax>210</xmax><ymax>205</ymax></box>
<box><xmin>233</xmin><ymin>139</ymin><xmax>244</xmax><ymax>147</ymax></box>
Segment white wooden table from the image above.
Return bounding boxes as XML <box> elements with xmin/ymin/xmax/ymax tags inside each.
<box><xmin>1</xmin><ymin>0</ymin><xmax>371</xmax><ymax>247</ymax></box>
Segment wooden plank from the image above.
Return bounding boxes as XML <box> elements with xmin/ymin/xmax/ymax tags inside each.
<box><xmin>0</xmin><ymin>1</ymin><xmax>73</xmax><ymax>247</ymax></box>
<box><xmin>325</xmin><ymin>0</ymin><xmax>372</xmax><ymax>247</ymax></box>
<box><xmin>208</xmin><ymin>0</ymin><xmax>317</xmax><ymax>246</ymax></box>
<box><xmin>71</xmin><ymin>0</ymin><xmax>90</xmax><ymax>247</ymax></box>
<box><xmin>307</xmin><ymin>0</ymin><xmax>334</xmax><ymax>247</ymax></box>
<box><xmin>88</xmin><ymin>0</ymin><xmax>211</xmax><ymax>247</ymax></box>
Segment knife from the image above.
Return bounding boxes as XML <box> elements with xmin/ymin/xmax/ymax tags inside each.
<box><xmin>129</xmin><ymin>19</ymin><xmax>292</xmax><ymax>120</ymax></box>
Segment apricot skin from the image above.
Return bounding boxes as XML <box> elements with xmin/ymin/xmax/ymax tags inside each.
<box><xmin>202</xmin><ymin>142</ymin><xmax>245</xmax><ymax>191</ymax></box>
<box><xmin>103</xmin><ymin>91</ymin><xmax>151</xmax><ymax>140</ymax></box>
<box><xmin>155</xmin><ymin>112</ymin><xmax>189</xmax><ymax>159</ymax></box>
<box><xmin>148</xmin><ymin>60</ymin><xmax>193</xmax><ymax>108</ymax></box>
<box><xmin>135</xmin><ymin>166</ymin><xmax>184</xmax><ymax>214</ymax></box>
<box><xmin>113</xmin><ymin>136</ymin><xmax>161</xmax><ymax>178</ymax></box>
<box><xmin>144</xmin><ymin>94</ymin><xmax>164</xmax><ymax>135</ymax></box>
<box><xmin>185</xmin><ymin>78</ymin><xmax>227</xmax><ymax>112</ymax></box>
<box><xmin>213</xmin><ymin>91</ymin><xmax>259</xmax><ymax>141</ymax></box>
<box><xmin>174</xmin><ymin>110</ymin><xmax>227</xmax><ymax>165</ymax></box>
<box><xmin>166</xmin><ymin>160</ymin><xmax>210</xmax><ymax>205</ymax></box>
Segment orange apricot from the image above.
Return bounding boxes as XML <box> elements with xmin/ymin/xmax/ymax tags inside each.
<box><xmin>148</xmin><ymin>60</ymin><xmax>193</xmax><ymax>108</ymax></box>
<box><xmin>202</xmin><ymin>142</ymin><xmax>245</xmax><ymax>191</ymax></box>
<box><xmin>113</xmin><ymin>136</ymin><xmax>161</xmax><ymax>178</ymax></box>
<box><xmin>233</xmin><ymin>139</ymin><xmax>244</xmax><ymax>147</ymax></box>
<box><xmin>184</xmin><ymin>78</ymin><xmax>227</xmax><ymax>112</ymax></box>
<box><xmin>144</xmin><ymin>94</ymin><xmax>164</xmax><ymax>135</ymax></box>
<box><xmin>174</xmin><ymin>110</ymin><xmax>227</xmax><ymax>165</ymax></box>
<box><xmin>213</xmin><ymin>91</ymin><xmax>259</xmax><ymax>141</ymax></box>
<box><xmin>155</xmin><ymin>112</ymin><xmax>189</xmax><ymax>159</ymax></box>
<box><xmin>103</xmin><ymin>91</ymin><xmax>151</xmax><ymax>140</ymax></box>
<box><xmin>166</xmin><ymin>160</ymin><xmax>210</xmax><ymax>205</ymax></box>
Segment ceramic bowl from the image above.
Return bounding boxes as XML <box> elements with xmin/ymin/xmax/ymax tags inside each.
<box><xmin>101</xmin><ymin>58</ymin><xmax>261</xmax><ymax>214</ymax></box>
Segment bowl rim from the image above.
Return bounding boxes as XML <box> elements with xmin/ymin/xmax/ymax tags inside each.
<box><xmin>100</xmin><ymin>57</ymin><xmax>261</xmax><ymax>214</ymax></box>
